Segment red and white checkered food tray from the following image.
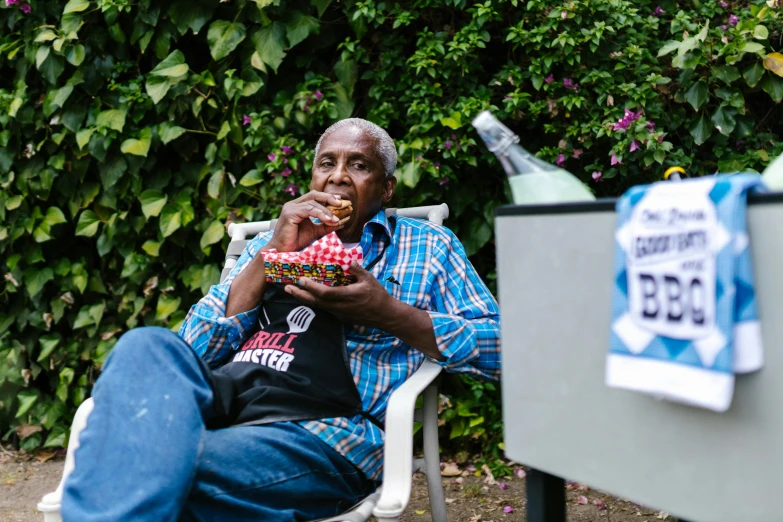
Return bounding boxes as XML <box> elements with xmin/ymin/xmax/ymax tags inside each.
<box><xmin>263</xmin><ymin>232</ymin><xmax>363</xmax><ymax>286</ymax></box>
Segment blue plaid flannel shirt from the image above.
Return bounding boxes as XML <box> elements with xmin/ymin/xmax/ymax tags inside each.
<box><xmin>179</xmin><ymin>209</ymin><xmax>501</xmax><ymax>481</ymax></box>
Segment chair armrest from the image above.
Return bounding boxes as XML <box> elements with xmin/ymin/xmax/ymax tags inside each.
<box><xmin>373</xmin><ymin>359</ymin><xmax>442</xmax><ymax>519</ymax></box>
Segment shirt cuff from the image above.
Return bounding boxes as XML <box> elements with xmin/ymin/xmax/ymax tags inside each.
<box><xmin>192</xmin><ymin>304</ymin><xmax>260</xmax><ymax>351</ymax></box>
<box><xmin>426</xmin><ymin>311</ymin><xmax>478</xmax><ymax>370</ymax></box>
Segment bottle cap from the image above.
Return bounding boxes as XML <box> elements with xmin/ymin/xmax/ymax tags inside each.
<box><xmin>664</xmin><ymin>166</ymin><xmax>686</xmax><ymax>181</ymax></box>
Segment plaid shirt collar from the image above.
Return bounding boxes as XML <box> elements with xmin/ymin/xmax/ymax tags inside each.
<box><xmin>359</xmin><ymin>209</ymin><xmax>393</xmax><ymax>253</ymax></box>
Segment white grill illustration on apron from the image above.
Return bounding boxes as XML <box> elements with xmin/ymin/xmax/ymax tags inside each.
<box><xmin>286</xmin><ymin>306</ymin><xmax>315</xmax><ymax>334</ymax></box>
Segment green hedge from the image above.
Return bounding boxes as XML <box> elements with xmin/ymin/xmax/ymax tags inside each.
<box><xmin>1</xmin><ymin>0</ymin><xmax>781</xmax><ymax>459</ymax></box>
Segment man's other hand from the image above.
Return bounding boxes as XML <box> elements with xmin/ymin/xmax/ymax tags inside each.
<box><xmin>265</xmin><ymin>191</ymin><xmax>346</xmax><ymax>253</ymax></box>
<box><xmin>283</xmin><ymin>262</ymin><xmax>392</xmax><ymax>329</ymax></box>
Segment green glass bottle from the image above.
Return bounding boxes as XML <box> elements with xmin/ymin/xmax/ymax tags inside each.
<box><xmin>472</xmin><ymin>111</ymin><xmax>595</xmax><ymax>204</ymax></box>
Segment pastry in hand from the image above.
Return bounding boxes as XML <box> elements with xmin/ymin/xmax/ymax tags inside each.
<box><xmin>326</xmin><ymin>200</ymin><xmax>353</xmax><ymax>225</ymax></box>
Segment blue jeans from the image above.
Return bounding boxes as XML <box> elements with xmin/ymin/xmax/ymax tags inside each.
<box><xmin>62</xmin><ymin>327</ymin><xmax>376</xmax><ymax>522</ymax></box>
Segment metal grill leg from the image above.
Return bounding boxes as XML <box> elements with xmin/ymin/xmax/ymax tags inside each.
<box><xmin>526</xmin><ymin>468</ymin><xmax>566</xmax><ymax>522</ymax></box>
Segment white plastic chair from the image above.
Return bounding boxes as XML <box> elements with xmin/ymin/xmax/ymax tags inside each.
<box><xmin>38</xmin><ymin>204</ymin><xmax>450</xmax><ymax>522</ymax></box>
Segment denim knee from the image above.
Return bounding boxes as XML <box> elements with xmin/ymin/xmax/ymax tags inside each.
<box><xmin>107</xmin><ymin>326</ymin><xmax>190</xmax><ymax>367</ymax></box>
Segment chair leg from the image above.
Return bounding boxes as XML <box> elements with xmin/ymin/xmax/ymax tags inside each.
<box><xmin>422</xmin><ymin>385</ymin><xmax>447</xmax><ymax>522</ymax></box>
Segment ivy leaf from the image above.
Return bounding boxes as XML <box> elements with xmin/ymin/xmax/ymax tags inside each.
<box><xmin>251</xmin><ymin>22</ymin><xmax>287</xmax><ymax>73</ymax></box>
<box><xmin>76</xmin><ymin>128</ymin><xmax>94</xmax><ymax>149</ymax></box>
<box><xmin>169</xmin><ymin>0</ymin><xmax>214</xmax><ymax>35</ymax></box>
<box><xmin>740</xmin><ymin>42</ymin><xmax>765</xmax><ymax>55</ymax></box>
<box><xmin>23</xmin><ymin>267</ymin><xmax>54</xmax><ymax>298</ymax></box>
<box><xmin>66</xmin><ymin>44</ymin><xmax>86</xmax><ymax>66</ymax></box>
<box><xmin>43</xmin><ymin>426</ymin><xmax>67</xmax><ymax>448</ymax></box>
<box><xmin>762</xmin><ymin>75</ymin><xmax>783</xmax><ymax>103</ymax></box>
<box><xmin>217</xmin><ymin>121</ymin><xmax>231</xmax><ymax>140</ymax></box>
<box><xmin>685</xmin><ymin>81</ymin><xmax>709</xmax><ymax>111</ymax></box>
<box><xmin>145</xmin><ymin>76</ymin><xmax>171</xmax><ymax>105</ymax></box>
<box><xmin>207</xmin><ymin>171</ymin><xmax>224</xmax><ymax>199</ymax></box>
<box><xmin>712</xmin><ymin>65</ymin><xmax>740</xmax><ymax>85</ymax></box>
<box><xmin>75</xmin><ymin>210</ymin><xmax>101</xmax><ymax>237</ymax></box>
<box><xmin>200</xmin><ymin>220</ymin><xmax>225</xmax><ymax>250</ymax></box>
<box><xmin>37</xmin><ymin>334</ymin><xmax>61</xmax><ymax>362</ymax></box>
<box><xmin>763</xmin><ymin>53</ymin><xmax>783</xmax><ymax>77</ymax></box>
<box><xmin>207</xmin><ymin>21</ymin><xmax>246</xmax><ymax>61</ymax></box>
<box><xmin>156</xmin><ymin>294</ymin><xmax>182</xmax><ymax>321</ymax></box>
<box><xmin>754</xmin><ymin>25</ymin><xmax>769</xmax><ymax>40</ymax></box>
<box><xmin>334</xmin><ymin>59</ymin><xmax>357</xmax><ymax>98</ymax></box>
<box><xmin>711</xmin><ymin>105</ymin><xmax>736</xmax><ymax>136</ymax></box>
<box><xmin>160</xmin><ymin>204</ymin><xmax>182</xmax><ymax>237</ymax></box>
<box><xmin>657</xmin><ymin>40</ymin><xmax>681</xmax><ymax>57</ymax></box>
<box><xmin>63</xmin><ymin>0</ymin><xmax>89</xmax><ymax>14</ymax></box>
<box><xmin>690</xmin><ymin>113</ymin><xmax>713</xmax><ymax>145</ymax></box>
<box><xmin>311</xmin><ymin>0</ymin><xmax>332</xmax><ymax>17</ymax></box>
<box><xmin>239</xmin><ymin>168</ymin><xmax>264</xmax><ymax>186</ymax></box>
<box><xmin>441</xmin><ymin>112</ymin><xmax>463</xmax><ymax>129</ymax></box>
<box><xmin>73</xmin><ymin>302</ymin><xmax>104</xmax><ymax>329</ymax></box>
<box><xmin>239</xmin><ymin>69</ymin><xmax>264</xmax><ymax>97</ymax></box>
<box><xmin>159</xmin><ymin>122</ymin><xmax>186</xmax><ymax>144</ymax></box>
<box><xmin>139</xmin><ymin>190</ymin><xmax>168</xmax><ymax>219</ymax></box>
<box><xmin>15</xmin><ymin>391</ymin><xmax>40</xmax><ymax>418</ymax></box>
<box><xmin>142</xmin><ymin>240</ymin><xmax>161</xmax><ymax>256</ymax></box>
<box><xmin>146</xmin><ymin>51</ymin><xmax>189</xmax><ymax>104</ymax></box>
<box><xmin>744</xmin><ymin>62</ymin><xmax>765</xmax><ymax>88</ymax></box>
<box><xmin>35</xmin><ymin>30</ymin><xmax>58</xmax><ymax>43</ymax></box>
<box><xmin>36</xmin><ymin>49</ymin><xmax>65</xmax><ymax>85</ymax></box>
<box><xmin>285</xmin><ymin>11</ymin><xmax>320</xmax><ymax>48</ymax></box>
<box><xmin>96</xmin><ymin>109</ymin><xmax>127</xmax><ymax>132</ymax></box>
<box><xmin>99</xmin><ymin>156</ymin><xmax>127</xmax><ymax>186</ymax></box>
<box><xmin>400</xmin><ymin>161</ymin><xmax>421</xmax><ymax>188</ymax></box>
<box><xmin>120</xmin><ymin>128</ymin><xmax>153</xmax><ymax>157</ymax></box>
<box><xmin>149</xmin><ymin>50</ymin><xmax>189</xmax><ymax>78</ymax></box>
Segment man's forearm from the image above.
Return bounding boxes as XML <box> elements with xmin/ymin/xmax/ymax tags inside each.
<box><xmin>226</xmin><ymin>254</ymin><xmax>267</xmax><ymax>318</ymax></box>
<box><xmin>381</xmin><ymin>299</ymin><xmax>445</xmax><ymax>361</ymax></box>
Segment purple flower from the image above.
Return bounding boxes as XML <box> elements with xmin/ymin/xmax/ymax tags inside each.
<box><xmin>284</xmin><ymin>183</ymin><xmax>298</xmax><ymax>197</ymax></box>
<box><xmin>647</xmin><ymin>120</ymin><xmax>656</xmax><ymax>131</ymax></box>
<box><xmin>556</xmin><ymin>153</ymin><xmax>565</xmax><ymax>166</ymax></box>
<box><xmin>242</xmin><ymin>114</ymin><xmax>252</xmax><ymax>126</ymax></box>
<box><xmin>653</xmin><ymin>5</ymin><xmax>665</xmax><ymax>16</ymax></box>
<box><xmin>514</xmin><ymin>468</ymin><xmax>527</xmax><ymax>479</ymax></box>
<box><xmin>499</xmin><ymin>482</ymin><xmax>509</xmax><ymax>490</ymax></box>
<box><xmin>281</xmin><ymin>145</ymin><xmax>292</xmax><ymax>155</ymax></box>
<box><xmin>720</xmin><ymin>24</ymin><xmax>728</xmax><ymax>30</ymax></box>
<box><xmin>592</xmin><ymin>171</ymin><xmax>603</xmax><ymax>182</ymax></box>
<box><xmin>267</xmin><ymin>154</ymin><xmax>276</xmax><ymax>162</ymax></box>
<box><xmin>613</xmin><ymin>109</ymin><xmax>640</xmax><ymax>131</ymax></box>
<box><xmin>314</xmin><ymin>90</ymin><xmax>323</xmax><ymax>101</ymax></box>
<box><xmin>433</xmin><ymin>163</ymin><xmax>441</xmax><ymax>169</ymax></box>
<box><xmin>720</xmin><ymin>1</ymin><xmax>728</xmax><ymax>7</ymax></box>
<box><xmin>572</xmin><ymin>148</ymin><xmax>583</xmax><ymax>159</ymax></box>
<box><xmin>563</xmin><ymin>78</ymin><xmax>579</xmax><ymax>92</ymax></box>
<box><xmin>282</xmin><ymin>157</ymin><xmax>288</xmax><ymax>164</ymax></box>
<box><xmin>545</xmin><ymin>74</ymin><xmax>554</xmax><ymax>84</ymax></box>
<box><xmin>503</xmin><ymin>506</ymin><xmax>515</xmax><ymax>514</ymax></box>
<box><xmin>611</xmin><ymin>153</ymin><xmax>622</xmax><ymax>165</ymax></box>
<box><xmin>561</xmin><ymin>10</ymin><xmax>567</xmax><ymax>19</ymax></box>
<box><xmin>6</xmin><ymin>0</ymin><xmax>19</xmax><ymax>5</ymax></box>
<box><xmin>281</xmin><ymin>167</ymin><xmax>292</xmax><ymax>178</ymax></box>
<box><xmin>444</xmin><ymin>140</ymin><xmax>453</xmax><ymax>150</ymax></box>
<box><xmin>19</xmin><ymin>2</ymin><xmax>30</xmax><ymax>12</ymax></box>
<box><xmin>729</xmin><ymin>14</ymin><xmax>739</xmax><ymax>25</ymax></box>
<box><xmin>439</xmin><ymin>178</ymin><xmax>449</xmax><ymax>186</ymax></box>
<box><xmin>451</xmin><ymin>134</ymin><xmax>457</xmax><ymax>140</ymax></box>
<box><xmin>629</xmin><ymin>140</ymin><xmax>640</xmax><ymax>152</ymax></box>
<box><xmin>735</xmin><ymin>140</ymin><xmax>746</xmax><ymax>150</ymax></box>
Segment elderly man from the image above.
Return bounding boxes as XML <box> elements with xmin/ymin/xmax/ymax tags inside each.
<box><xmin>62</xmin><ymin>118</ymin><xmax>500</xmax><ymax>521</ymax></box>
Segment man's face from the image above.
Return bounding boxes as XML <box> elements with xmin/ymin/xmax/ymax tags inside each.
<box><xmin>310</xmin><ymin>126</ymin><xmax>396</xmax><ymax>242</ymax></box>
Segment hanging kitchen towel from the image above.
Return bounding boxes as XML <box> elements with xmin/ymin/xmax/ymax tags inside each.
<box><xmin>606</xmin><ymin>174</ymin><xmax>766</xmax><ymax>412</ymax></box>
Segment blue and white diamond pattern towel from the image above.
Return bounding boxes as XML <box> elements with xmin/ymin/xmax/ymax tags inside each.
<box><xmin>606</xmin><ymin>174</ymin><xmax>766</xmax><ymax>412</ymax></box>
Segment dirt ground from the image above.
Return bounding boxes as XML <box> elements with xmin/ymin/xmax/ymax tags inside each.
<box><xmin>0</xmin><ymin>449</ymin><xmax>673</xmax><ymax>522</ymax></box>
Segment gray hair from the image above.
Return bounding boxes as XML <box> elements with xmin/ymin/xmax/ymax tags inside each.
<box><xmin>314</xmin><ymin>118</ymin><xmax>397</xmax><ymax>177</ymax></box>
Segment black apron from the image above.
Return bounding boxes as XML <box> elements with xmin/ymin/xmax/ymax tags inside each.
<box><xmin>207</xmin><ymin>240</ymin><xmax>390</xmax><ymax>431</ymax></box>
